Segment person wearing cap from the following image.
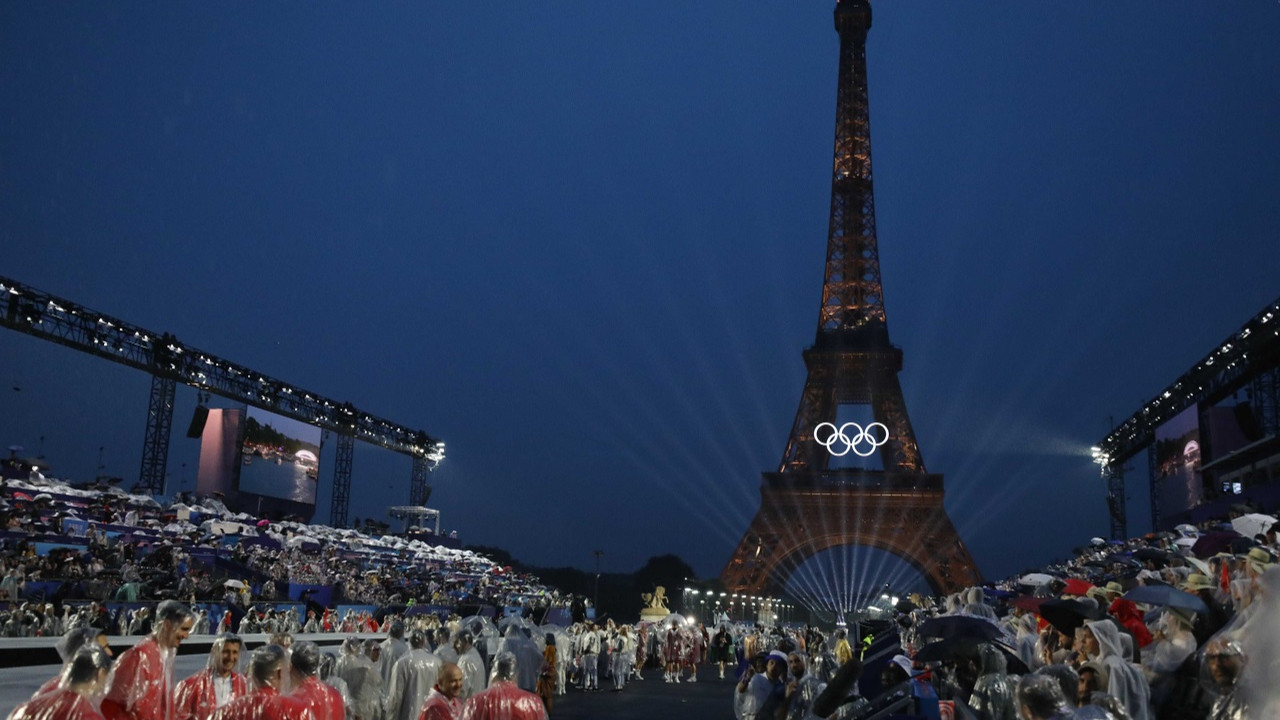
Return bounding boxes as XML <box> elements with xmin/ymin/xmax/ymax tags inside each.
<box><xmin>385</xmin><ymin>630</ymin><xmax>440</xmax><ymax>720</ymax></box>
<box><xmin>174</xmin><ymin>633</ymin><xmax>248</xmax><ymax>720</ymax></box>
<box><xmin>9</xmin><ymin>645</ymin><xmax>114</xmax><ymax>720</ymax></box>
<box><xmin>102</xmin><ymin>600</ymin><xmax>197</xmax><ymax>720</ymax></box>
<box><xmin>1140</xmin><ymin>607</ymin><xmax>1195</xmax><ymax>710</ymax></box>
<box><xmin>288</xmin><ymin>642</ymin><xmax>345</xmax><ymax>720</ymax></box>
<box><xmin>737</xmin><ymin>650</ymin><xmax>787</xmax><ymax>720</ymax></box>
<box><xmin>1182</xmin><ymin>573</ymin><xmax>1231</xmax><ymax>644</ymax></box>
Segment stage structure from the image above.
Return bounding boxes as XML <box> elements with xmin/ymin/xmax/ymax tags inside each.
<box><xmin>0</xmin><ymin>275</ymin><xmax>445</xmax><ymax>526</ymax></box>
<box><xmin>722</xmin><ymin>0</ymin><xmax>981</xmax><ymax>600</ymax></box>
<box><xmin>1093</xmin><ymin>296</ymin><xmax>1280</xmax><ymax>539</ymax></box>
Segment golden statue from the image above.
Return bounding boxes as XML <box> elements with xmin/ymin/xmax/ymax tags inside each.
<box><xmin>639</xmin><ymin>585</ymin><xmax>670</xmax><ymax>621</ymax></box>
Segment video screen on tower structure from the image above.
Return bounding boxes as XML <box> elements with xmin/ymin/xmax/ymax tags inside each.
<box><xmin>1153</xmin><ymin>405</ymin><xmax>1203</xmax><ymax>520</ymax></box>
<box><xmin>237</xmin><ymin>407</ymin><xmax>322</xmax><ymax>505</ymax></box>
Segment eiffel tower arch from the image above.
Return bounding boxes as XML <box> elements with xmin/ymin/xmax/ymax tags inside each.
<box><xmin>723</xmin><ymin>0</ymin><xmax>981</xmax><ymax>600</ymax></box>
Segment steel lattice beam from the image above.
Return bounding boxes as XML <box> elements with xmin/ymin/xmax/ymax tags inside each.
<box><xmin>1105</xmin><ymin>464</ymin><xmax>1127</xmax><ymax>541</ymax></box>
<box><xmin>0</xmin><ymin>276</ymin><xmax>445</xmax><ymax>502</ymax></box>
<box><xmin>1097</xmin><ymin>296</ymin><xmax>1280</xmax><ymax>469</ymax></box>
<box><xmin>330</xmin><ymin>433</ymin><xmax>355</xmax><ymax>527</ymax></box>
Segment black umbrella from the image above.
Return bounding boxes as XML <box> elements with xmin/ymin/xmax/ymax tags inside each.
<box><xmin>1122</xmin><ymin>585</ymin><xmax>1209</xmax><ymax>614</ymax></box>
<box><xmin>1191</xmin><ymin>531</ymin><xmax>1242</xmax><ymax>559</ymax></box>
<box><xmin>1038</xmin><ymin>599</ymin><xmax>1105</xmax><ymax>637</ymax></box>
<box><xmin>917</xmin><ymin>615</ymin><xmax>1003</xmax><ymax>642</ymax></box>
<box><xmin>915</xmin><ymin>638</ymin><xmax>1029</xmax><ymax>675</ymax></box>
<box><xmin>1132</xmin><ymin>548</ymin><xmax>1170</xmax><ymax>562</ymax></box>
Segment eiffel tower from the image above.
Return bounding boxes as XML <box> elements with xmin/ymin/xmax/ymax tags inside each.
<box><xmin>722</xmin><ymin>0</ymin><xmax>981</xmax><ymax>599</ymax></box>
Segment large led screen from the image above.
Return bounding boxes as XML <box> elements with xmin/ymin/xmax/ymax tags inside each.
<box><xmin>1154</xmin><ymin>405</ymin><xmax>1203</xmax><ymax>518</ymax></box>
<box><xmin>238</xmin><ymin>408</ymin><xmax>322</xmax><ymax>505</ymax></box>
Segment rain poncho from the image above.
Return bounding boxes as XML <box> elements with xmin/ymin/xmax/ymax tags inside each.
<box><xmin>289</xmin><ymin>643</ymin><xmax>345</xmax><ymax>720</ymax></box>
<box><xmin>782</xmin><ymin>655</ymin><xmax>826</xmax><ymax>720</ymax></box>
<box><xmin>457</xmin><ymin>647</ymin><xmax>485</xmax><ymax>700</ymax></box>
<box><xmin>417</xmin><ymin>688</ymin><xmax>462</xmax><ymax>720</ymax></box>
<box><xmin>174</xmin><ymin>636</ymin><xmax>248</xmax><ymax>720</ymax></box>
<box><xmin>496</xmin><ymin>628</ymin><xmax>542</xmax><ymax>692</ymax></box>
<box><xmin>383</xmin><ymin>649</ymin><xmax>441</xmax><ymax>720</ymax></box>
<box><xmin>210</xmin><ymin>686</ymin><xmax>311</xmax><ymax>720</ymax></box>
<box><xmin>1084</xmin><ymin>619</ymin><xmax>1151</xmax><ymax>720</ymax></box>
<box><xmin>10</xmin><ymin>645</ymin><xmax>114</xmax><ymax>720</ymax></box>
<box><xmin>317</xmin><ymin>654</ymin><xmax>354</xmax><ymax>720</ymax></box>
<box><xmin>379</xmin><ymin>633</ymin><xmax>410</xmax><ymax>689</ymax></box>
<box><xmin>37</xmin><ymin>628</ymin><xmax>111</xmax><ymax>697</ymax></box>
<box><xmin>334</xmin><ymin>639</ymin><xmax>380</xmax><ymax>720</ymax></box>
<box><xmin>968</xmin><ymin>644</ymin><xmax>1017</xmax><ymax>720</ymax></box>
<box><xmin>459</xmin><ymin>654</ymin><xmax>547</xmax><ymax>720</ymax></box>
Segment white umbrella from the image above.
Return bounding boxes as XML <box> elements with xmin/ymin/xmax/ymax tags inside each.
<box><xmin>1232</xmin><ymin>513</ymin><xmax>1278</xmax><ymax>539</ymax></box>
<box><xmin>224</xmin><ymin>580</ymin><xmax>246</xmax><ymax>589</ymax></box>
<box><xmin>1018</xmin><ymin>573</ymin><xmax>1056</xmax><ymax>587</ymax></box>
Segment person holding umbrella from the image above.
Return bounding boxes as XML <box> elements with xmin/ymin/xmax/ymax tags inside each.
<box><xmin>1140</xmin><ymin>607</ymin><xmax>1196</xmax><ymax>709</ymax></box>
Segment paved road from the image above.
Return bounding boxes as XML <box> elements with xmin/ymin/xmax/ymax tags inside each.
<box><xmin>2</xmin><ymin>657</ymin><xmax>735</xmax><ymax>720</ymax></box>
<box><xmin>550</xmin><ymin>666</ymin><xmax>734</xmax><ymax>720</ymax></box>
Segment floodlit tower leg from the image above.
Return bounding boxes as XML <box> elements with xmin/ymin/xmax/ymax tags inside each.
<box><xmin>1105</xmin><ymin>464</ymin><xmax>1127</xmax><ymax>541</ymax></box>
<box><xmin>330</xmin><ymin>433</ymin><xmax>355</xmax><ymax>527</ymax></box>
<box><xmin>138</xmin><ymin>374</ymin><xmax>176</xmax><ymax>495</ymax></box>
<box><xmin>410</xmin><ymin>454</ymin><xmax>430</xmax><ymax>506</ymax></box>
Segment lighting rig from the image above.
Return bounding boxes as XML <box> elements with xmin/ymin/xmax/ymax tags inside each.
<box><xmin>0</xmin><ymin>275</ymin><xmax>445</xmax><ymax>526</ymax></box>
<box><xmin>1094</xmin><ymin>296</ymin><xmax>1280</xmax><ymax>538</ymax></box>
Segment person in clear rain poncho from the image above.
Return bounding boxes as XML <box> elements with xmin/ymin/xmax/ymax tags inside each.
<box><xmin>317</xmin><ymin>654</ymin><xmax>353</xmax><ymax>720</ymax></box>
<box><xmin>782</xmin><ymin>651</ymin><xmax>825</xmax><ymax>720</ymax></box>
<box><xmin>379</xmin><ymin>622</ymin><xmax>410</xmax><ymax>690</ymax></box>
<box><xmin>8</xmin><ymin>645</ymin><xmax>114</xmax><ymax>720</ymax></box>
<box><xmin>174</xmin><ymin>633</ymin><xmax>248</xmax><ymax>720</ymax></box>
<box><xmin>210</xmin><ymin>645</ymin><xmax>311</xmax><ymax>720</ymax></box>
<box><xmin>384</xmin><ymin>630</ymin><xmax>440</xmax><ymax>720</ymax></box>
<box><xmin>1081</xmin><ymin>619</ymin><xmax>1151</xmax><ymax>720</ymax></box>
<box><xmin>288</xmin><ymin>642</ymin><xmax>345</xmax><ymax>720</ymax></box>
<box><xmin>453</xmin><ymin>631</ymin><xmax>486</xmax><ymax>701</ymax></box>
<box><xmin>496</xmin><ymin>626</ymin><xmax>542</xmax><ymax>693</ymax></box>
<box><xmin>459</xmin><ymin>652</ymin><xmax>547</xmax><ymax>720</ymax></box>
<box><xmin>33</xmin><ymin>626</ymin><xmax>114</xmax><ymax>697</ymax></box>
<box><xmin>103</xmin><ymin>600</ymin><xmax>197</xmax><ymax>720</ymax></box>
<box><xmin>334</xmin><ymin>639</ymin><xmax>380</xmax><ymax>720</ymax></box>
<box><xmin>969</xmin><ymin>643</ymin><xmax>1017</xmax><ymax>720</ymax></box>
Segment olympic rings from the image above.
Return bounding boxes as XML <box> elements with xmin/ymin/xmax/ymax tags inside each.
<box><xmin>814</xmin><ymin>421</ymin><xmax>889</xmax><ymax>457</ymax></box>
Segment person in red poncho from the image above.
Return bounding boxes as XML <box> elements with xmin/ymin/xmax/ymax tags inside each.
<box><xmin>460</xmin><ymin>653</ymin><xmax>547</xmax><ymax>720</ymax></box>
<box><xmin>417</xmin><ymin>663</ymin><xmax>463</xmax><ymax>720</ymax></box>
<box><xmin>103</xmin><ymin>600</ymin><xmax>197</xmax><ymax>720</ymax></box>
<box><xmin>287</xmin><ymin>642</ymin><xmax>345</xmax><ymax>720</ymax></box>
<box><xmin>211</xmin><ymin>645</ymin><xmax>313</xmax><ymax>720</ymax></box>
<box><xmin>9</xmin><ymin>645</ymin><xmax>114</xmax><ymax>720</ymax></box>
<box><xmin>174</xmin><ymin>634</ymin><xmax>248</xmax><ymax>720</ymax></box>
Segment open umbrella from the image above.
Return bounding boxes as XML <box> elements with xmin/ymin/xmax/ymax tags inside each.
<box><xmin>917</xmin><ymin>615</ymin><xmax>1003</xmax><ymax>642</ymax></box>
<box><xmin>1191</xmin><ymin>531</ymin><xmax>1242</xmax><ymax>559</ymax></box>
<box><xmin>1062</xmin><ymin>578</ymin><xmax>1095</xmax><ymax>596</ymax></box>
<box><xmin>1122</xmin><ymin>585</ymin><xmax>1209</xmax><ymax>614</ymax></box>
<box><xmin>915</xmin><ymin>638</ymin><xmax>1029</xmax><ymax>675</ymax></box>
<box><xmin>1010</xmin><ymin>596</ymin><xmax>1047</xmax><ymax>613</ymax></box>
<box><xmin>1038</xmin><ymin>599</ymin><xmax>1104</xmax><ymax>637</ymax></box>
<box><xmin>1018</xmin><ymin>573</ymin><xmax>1055</xmax><ymax>587</ymax></box>
<box><xmin>224</xmin><ymin>579</ymin><xmax>246</xmax><ymax>589</ymax></box>
<box><xmin>1231</xmin><ymin>513</ymin><xmax>1278</xmax><ymax>539</ymax></box>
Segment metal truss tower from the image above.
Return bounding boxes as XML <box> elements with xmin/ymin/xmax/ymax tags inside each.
<box><xmin>330</xmin><ymin>433</ymin><xmax>355</xmax><ymax>527</ymax></box>
<box><xmin>722</xmin><ymin>0</ymin><xmax>980</xmax><ymax>598</ymax></box>
<box><xmin>0</xmin><ymin>276</ymin><xmax>444</xmax><ymax>514</ymax></box>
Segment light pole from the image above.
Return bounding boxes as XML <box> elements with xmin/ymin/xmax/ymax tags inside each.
<box><xmin>592</xmin><ymin>549</ymin><xmax>603</xmax><ymax>614</ymax></box>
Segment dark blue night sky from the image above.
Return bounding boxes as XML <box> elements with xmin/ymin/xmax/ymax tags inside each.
<box><xmin>2</xmin><ymin>3</ymin><xmax>1278</xmax><ymax>598</ymax></box>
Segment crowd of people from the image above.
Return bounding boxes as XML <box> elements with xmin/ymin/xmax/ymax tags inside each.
<box><xmin>0</xmin><ymin>472</ymin><xmax>572</xmax><ymax>634</ymax></box>
<box><xmin>5</xmin><ymin>469</ymin><xmax>1280</xmax><ymax>719</ymax></box>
